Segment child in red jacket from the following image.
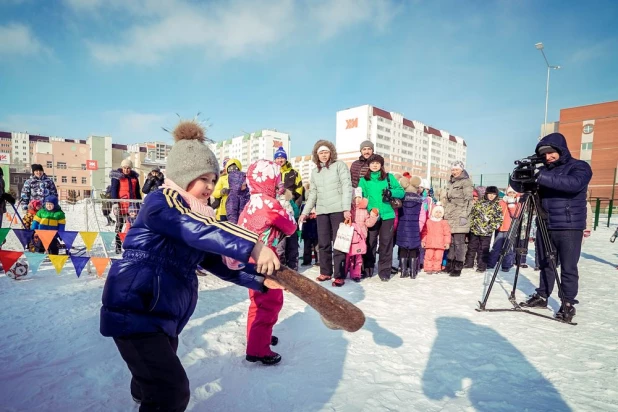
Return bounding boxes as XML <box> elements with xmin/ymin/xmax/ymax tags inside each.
<box><xmin>237</xmin><ymin>160</ymin><xmax>297</xmax><ymax>365</ymax></box>
<box><xmin>421</xmin><ymin>204</ymin><xmax>451</xmax><ymax>274</ymax></box>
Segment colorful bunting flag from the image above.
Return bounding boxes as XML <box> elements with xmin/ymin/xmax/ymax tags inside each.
<box><xmin>70</xmin><ymin>255</ymin><xmax>90</xmax><ymax>278</ymax></box>
<box><xmin>49</xmin><ymin>255</ymin><xmax>69</xmax><ymax>274</ymax></box>
<box><xmin>35</xmin><ymin>230</ymin><xmax>58</xmax><ymax>251</ymax></box>
<box><xmin>0</xmin><ymin>250</ymin><xmax>23</xmax><ymax>272</ymax></box>
<box><xmin>79</xmin><ymin>232</ymin><xmax>99</xmax><ymax>251</ymax></box>
<box><xmin>0</xmin><ymin>228</ymin><xmax>11</xmax><ymax>245</ymax></box>
<box><xmin>118</xmin><ymin>232</ymin><xmax>127</xmax><ymax>242</ymax></box>
<box><xmin>90</xmin><ymin>257</ymin><xmax>110</xmax><ymax>278</ymax></box>
<box><xmin>58</xmin><ymin>231</ymin><xmax>79</xmax><ymax>251</ymax></box>
<box><xmin>12</xmin><ymin>229</ymin><xmax>34</xmax><ymax>249</ymax></box>
<box><xmin>23</xmin><ymin>251</ymin><xmax>47</xmax><ymax>274</ymax></box>
<box><xmin>99</xmin><ymin>232</ymin><xmax>116</xmax><ymax>251</ymax></box>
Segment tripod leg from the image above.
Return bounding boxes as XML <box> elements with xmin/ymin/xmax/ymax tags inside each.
<box><xmin>509</xmin><ymin>198</ymin><xmax>535</xmax><ymax>303</ymax></box>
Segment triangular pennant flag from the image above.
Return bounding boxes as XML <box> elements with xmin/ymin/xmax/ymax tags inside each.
<box><xmin>48</xmin><ymin>255</ymin><xmax>69</xmax><ymax>274</ymax></box>
<box><xmin>0</xmin><ymin>250</ymin><xmax>23</xmax><ymax>272</ymax></box>
<box><xmin>79</xmin><ymin>232</ymin><xmax>99</xmax><ymax>251</ymax></box>
<box><xmin>13</xmin><ymin>229</ymin><xmax>34</xmax><ymax>249</ymax></box>
<box><xmin>118</xmin><ymin>232</ymin><xmax>127</xmax><ymax>242</ymax></box>
<box><xmin>99</xmin><ymin>232</ymin><xmax>116</xmax><ymax>251</ymax></box>
<box><xmin>90</xmin><ymin>257</ymin><xmax>110</xmax><ymax>278</ymax></box>
<box><xmin>0</xmin><ymin>228</ymin><xmax>11</xmax><ymax>245</ymax></box>
<box><xmin>70</xmin><ymin>255</ymin><xmax>90</xmax><ymax>278</ymax></box>
<box><xmin>58</xmin><ymin>231</ymin><xmax>79</xmax><ymax>251</ymax></box>
<box><xmin>35</xmin><ymin>230</ymin><xmax>58</xmax><ymax>251</ymax></box>
<box><xmin>23</xmin><ymin>251</ymin><xmax>47</xmax><ymax>274</ymax></box>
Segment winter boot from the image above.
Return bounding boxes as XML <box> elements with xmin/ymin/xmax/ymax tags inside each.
<box><xmin>555</xmin><ymin>302</ymin><xmax>576</xmax><ymax>322</ymax></box>
<box><xmin>449</xmin><ymin>261</ymin><xmax>464</xmax><ymax>277</ymax></box>
<box><xmin>332</xmin><ymin>278</ymin><xmax>345</xmax><ymax>287</ymax></box>
<box><xmin>399</xmin><ymin>258</ymin><xmax>409</xmax><ymax>278</ymax></box>
<box><xmin>409</xmin><ymin>257</ymin><xmax>418</xmax><ymax>279</ymax></box>
<box><xmin>520</xmin><ymin>293</ymin><xmax>548</xmax><ymax>308</ymax></box>
<box><xmin>316</xmin><ymin>274</ymin><xmax>332</xmax><ymax>282</ymax></box>
<box><xmin>246</xmin><ymin>352</ymin><xmax>282</xmax><ymax>365</ymax></box>
<box><xmin>271</xmin><ymin>336</ymin><xmax>278</xmax><ymax>346</ymax></box>
<box><xmin>443</xmin><ymin>260</ymin><xmax>454</xmax><ymax>274</ymax></box>
<box><xmin>391</xmin><ymin>266</ymin><xmax>399</xmax><ymax>275</ymax></box>
<box><xmin>362</xmin><ymin>267</ymin><xmax>374</xmax><ymax>279</ymax></box>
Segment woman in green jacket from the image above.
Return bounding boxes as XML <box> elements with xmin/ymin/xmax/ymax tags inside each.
<box><xmin>359</xmin><ymin>155</ymin><xmax>404</xmax><ymax>281</ymax></box>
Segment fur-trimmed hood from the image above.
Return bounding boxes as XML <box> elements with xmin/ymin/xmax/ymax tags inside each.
<box><xmin>312</xmin><ymin>140</ymin><xmax>338</xmax><ymax>171</ymax></box>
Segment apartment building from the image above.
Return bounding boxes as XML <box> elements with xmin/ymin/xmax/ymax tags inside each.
<box><xmin>289</xmin><ymin>155</ymin><xmax>316</xmax><ymax>185</ymax></box>
<box><xmin>335</xmin><ymin>105</ymin><xmax>467</xmax><ymax>182</ymax></box>
<box><xmin>209</xmin><ymin>129</ymin><xmax>291</xmax><ymax>170</ymax></box>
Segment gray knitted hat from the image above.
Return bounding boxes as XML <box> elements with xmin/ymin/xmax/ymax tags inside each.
<box><xmin>166</xmin><ymin>120</ymin><xmax>219</xmax><ymax>190</ymax></box>
<box><xmin>360</xmin><ymin>140</ymin><xmax>374</xmax><ymax>151</ymax></box>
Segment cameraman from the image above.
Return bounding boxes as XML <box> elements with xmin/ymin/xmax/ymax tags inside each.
<box><xmin>142</xmin><ymin>167</ymin><xmax>165</xmax><ymax>195</ymax></box>
<box><xmin>511</xmin><ymin>133</ymin><xmax>592</xmax><ymax>322</ymax></box>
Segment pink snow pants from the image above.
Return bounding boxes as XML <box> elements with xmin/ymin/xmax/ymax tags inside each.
<box><xmin>345</xmin><ymin>254</ymin><xmax>363</xmax><ymax>279</ymax></box>
<box><xmin>424</xmin><ymin>248</ymin><xmax>443</xmax><ymax>272</ymax></box>
<box><xmin>246</xmin><ymin>289</ymin><xmax>283</xmax><ymax>357</ymax></box>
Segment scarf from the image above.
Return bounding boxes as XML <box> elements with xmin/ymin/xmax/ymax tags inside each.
<box><xmin>430</xmin><ymin>216</ymin><xmax>443</xmax><ymax>222</ymax></box>
<box><xmin>161</xmin><ymin>178</ymin><xmax>215</xmax><ymax>218</ymax></box>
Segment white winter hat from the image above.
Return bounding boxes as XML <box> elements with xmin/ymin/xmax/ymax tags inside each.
<box><xmin>352</xmin><ymin>187</ymin><xmax>363</xmax><ymax>199</ymax></box>
<box><xmin>121</xmin><ymin>158</ymin><xmax>133</xmax><ymax>168</ymax></box>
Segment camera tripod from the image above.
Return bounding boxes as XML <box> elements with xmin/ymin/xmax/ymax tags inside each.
<box><xmin>476</xmin><ymin>189</ymin><xmax>577</xmax><ymax>325</ymax></box>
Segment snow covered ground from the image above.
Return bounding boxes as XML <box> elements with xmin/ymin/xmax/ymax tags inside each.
<box><xmin>1</xmin><ymin>204</ymin><xmax>617</xmax><ymax>411</ymax></box>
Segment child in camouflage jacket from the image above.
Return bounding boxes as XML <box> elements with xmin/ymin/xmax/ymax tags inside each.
<box><xmin>464</xmin><ymin>186</ymin><xmax>503</xmax><ymax>272</ymax></box>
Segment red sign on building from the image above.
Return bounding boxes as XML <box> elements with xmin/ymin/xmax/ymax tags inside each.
<box><xmin>86</xmin><ymin>160</ymin><xmax>98</xmax><ymax>170</ymax></box>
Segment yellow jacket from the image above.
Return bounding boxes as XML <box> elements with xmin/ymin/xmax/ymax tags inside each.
<box><xmin>212</xmin><ymin>158</ymin><xmax>242</xmax><ymax>219</ymax></box>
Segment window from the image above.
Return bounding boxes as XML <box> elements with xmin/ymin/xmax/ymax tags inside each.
<box><xmin>583</xmin><ymin>124</ymin><xmax>594</xmax><ymax>134</ymax></box>
<box><xmin>52</xmin><ymin>176</ymin><xmax>57</xmax><ymax>182</ymax></box>
<box><xmin>71</xmin><ymin>177</ymin><xmax>77</xmax><ymax>184</ymax></box>
<box><xmin>61</xmin><ymin>176</ymin><xmax>67</xmax><ymax>183</ymax></box>
<box><xmin>81</xmin><ymin>164</ymin><xmax>86</xmax><ymax>170</ymax></box>
<box><xmin>57</xmin><ymin>162</ymin><xmax>67</xmax><ymax>169</ymax></box>
<box><xmin>581</xmin><ymin>142</ymin><xmax>593</xmax><ymax>150</ymax></box>
<box><xmin>82</xmin><ymin>177</ymin><xmax>87</xmax><ymax>184</ymax></box>
<box><xmin>46</xmin><ymin>161</ymin><xmax>53</xmax><ymax>168</ymax></box>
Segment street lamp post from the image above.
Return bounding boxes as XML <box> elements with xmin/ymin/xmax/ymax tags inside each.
<box><xmin>535</xmin><ymin>42</ymin><xmax>561</xmax><ymax>138</ymax></box>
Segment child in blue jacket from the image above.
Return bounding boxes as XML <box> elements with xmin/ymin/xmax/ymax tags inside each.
<box><xmin>100</xmin><ymin>119</ymin><xmax>281</xmax><ymax>411</ymax></box>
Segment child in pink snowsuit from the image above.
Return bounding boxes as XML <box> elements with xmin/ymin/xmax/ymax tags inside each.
<box><xmin>421</xmin><ymin>204</ymin><xmax>451</xmax><ymax>274</ymax></box>
<box><xmin>345</xmin><ymin>188</ymin><xmax>379</xmax><ymax>282</ymax></box>
<box><xmin>237</xmin><ymin>160</ymin><xmax>297</xmax><ymax>365</ymax></box>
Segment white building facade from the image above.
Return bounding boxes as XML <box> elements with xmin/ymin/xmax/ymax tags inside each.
<box><xmin>209</xmin><ymin>129</ymin><xmax>291</xmax><ymax>170</ymax></box>
<box><xmin>289</xmin><ymin>155</ymin><xmax>316</xmax><ymax>185</ymax></box>
<box><xmin>335</xmin><ymin>105</ymin><xmax>467</xmax><ymax>183</ymax></box>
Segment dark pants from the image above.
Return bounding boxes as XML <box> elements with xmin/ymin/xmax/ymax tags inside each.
<box><xmin>277</xmin><ymin>231</ymin><xmax>299</xmax><ymax>271</ymax></box>
<box><xmin>447</xmin><ymin>233</ymin><xmax>467</xmax><ymax>262</ymax></box>
<box><xmin>488</xmin><ymin>231</ymin><xmax>514</xmax><ymax>269</ymax></box>
<box><xmin>302</xmin><ymin>238</ymin><xmax>319</xmax><ymax>265</ymax></box>
<box><xmin>115</xmin><ymin>214</ymin><xmax>127</xmax><ymax>252</ymax></box>
<box><xmin>114</xmin><ymin>333</ymin><xmax>190</xmax><ymax>412</ymax></box>
<box><xmin>464</xmin><ymin>234</ymin><xmax>492</xmax><ymax>270</ymax></box>
<box><xmin>364</xmin><ymin>218</ymin><xmax>395</xmax><ymax>278</ymax></box>
<box><xmin>399</xmin><ymin>248</ymin><xmax>419</xmax><ymax>259</ymax></box>
<box><xmin>537</xmin><ymin>230</ymin><xmax>583</xmax><ymax>304</ymax></box>
<box><xmin>317</xmin><ymin>212</ymin><xmax>346</xmax><ymax>279</ymax></box>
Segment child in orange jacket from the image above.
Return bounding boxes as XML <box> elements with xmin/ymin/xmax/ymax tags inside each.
<box><xmin>421</xmin><ymin>204</ymin><xmax>451</xmax><ymax>274</ymax></box>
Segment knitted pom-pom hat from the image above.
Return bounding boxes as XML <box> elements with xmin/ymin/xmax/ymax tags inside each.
<box><xmin>165</xmin><ymin>120</ymin><xmax>219</xmax><ymax>190</ymax></box>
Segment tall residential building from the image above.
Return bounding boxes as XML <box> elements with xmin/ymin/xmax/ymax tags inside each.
<box><xmin>209</xmin><ymin>129</ymin><xmax>291</xmax><ymax>170</ymax></box>
<box><xmin>289</xmin><ymin>155</ymin><xmax>316</xmax><ymax>185</ymax></box>
<box><xmin>558</xmin><ymin>100</ymin><xmax>618</xmax><ymax>199</ymax></box>
<box><xmin>141</xmin><ymin>141</ymin><xmax>172</xmax><ymax>162</ymax></box>
<box><xmin>335</xmin><ymin>105</ymin><xmax>467</xmax><ymax>182</ymax></box>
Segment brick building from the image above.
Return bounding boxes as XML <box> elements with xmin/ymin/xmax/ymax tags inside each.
<box><xmin>558</xmin><ymin>100</ymin><xmax>618</xmax><ymax>199</ymax></box>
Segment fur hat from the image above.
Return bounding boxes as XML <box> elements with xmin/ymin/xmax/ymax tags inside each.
<box><xmin>360</xmin><ymin>140</ymin><xmax>374</xmax><ymax>151</ymax></box>
<box><xmin>31</xmin><ymin>163</ymin><xmax>44</xmax><ymax>173</ymax></box>
<box><xmin>274</xmin><ymin>147</ymin><xmax>287</xmax><ymax>160</ymax></box>
<box><xmin>399</xmin><ymin>175</ymin><xmax>422</xmax><ymax>193</ymax></box>
<box><xmin>485</xmin><ymin>186</ymin><xmax>499</xmax><ymax>195</ymax></box>
<box><xmin>367</xmin><ymin>154</ymin><xmax>384</xmax><ymax>167</ymax></box>
<box><xmin>451</xmin><ymin>160</ymin><xmax>465</xmax><ymax>170</ymax></box>
<box><xmin>165</xmin><ymin>120</ymin><xmax>219</xmax><ymax>191</ymax></box>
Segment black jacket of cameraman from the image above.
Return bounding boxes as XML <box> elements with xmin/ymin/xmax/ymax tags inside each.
<box><xmin>142</xmin><ymin>170</ymin><xmax>165</xmax><ymax>195</ymax></box>
<box><xmin>510</xmin><ymin>132</ymin><xmax>592</xmax><ymax>230</ymax></box>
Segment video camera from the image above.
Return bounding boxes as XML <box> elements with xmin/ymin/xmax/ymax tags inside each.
<box><xmin>510</xmin><ymin>154</ymin><xmax>545</xmax><ymax>184</ymax></box>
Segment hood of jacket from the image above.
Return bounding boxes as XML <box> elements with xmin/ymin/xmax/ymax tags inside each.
<box><xmin>450</xmin><ymin>169</ymin><xmax>470</xmax><ymax>182</ymax></box>
<box><xmin>536</xmin><ymin>132</ymin><xmax>572</xmax><ymax>168</ymax></box>
<box><xmin>44</xmin><ymin>195</ymin><xmax>60</xmax><ymax>211</ymax></box>
<box><xmin>246</xmin><ymin>160</ymin><xmax>280</xmax><ymax>199</ymax></box>
<box><xmin>228</xmin><ymin>170</ymin><xmax>247</xmax><ymax>191</ymax></box>
<box><xmin>312</xmin><ymin>140</ymin><xmax>338</xmax><ymax>170</ymax></box>
<box><xmin>225</xmin><ymin>158</ymin><xmax>242</xmax><ymax>173</ymax></box>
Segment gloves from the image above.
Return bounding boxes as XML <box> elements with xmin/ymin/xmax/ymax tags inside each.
<box><xmin>22</xmin><ymin>204</ymin><xmax>29</xmax><ymax>211</ymax></box>
<box><xmin>459</xmin><ymin>217</ymin><xmax>468</xmax><ymax>226</ymax></box>
<box><xmin>1</xmin><ymin>193</ymin><xmax>16</xmax><ymax>205</ymax></box>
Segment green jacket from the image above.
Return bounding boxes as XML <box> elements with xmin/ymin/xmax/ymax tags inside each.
<box><xmin>470</xmin><ymin>199</ymin><xmax>503</xmax><ymax>236</ymax></box>
<box><xmin>358</xmin><ymin>172</ymin><xmax>404</xmax><ymax>221</ymax></box>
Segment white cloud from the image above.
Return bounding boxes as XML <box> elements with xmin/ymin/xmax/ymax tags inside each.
<box><xmin>0</xmin><ymin>23</ymin><xmax>49</xmax><ymax>56</ymax></box>
<box><xmin>568</xmin><ymin>39</ymin><xmax>618</xmax><ymax>65</ymax></box>
<box><xmin>68</xmin><ymin>0</ymin><xmax>399</xmax><ymax>65</ymax></box>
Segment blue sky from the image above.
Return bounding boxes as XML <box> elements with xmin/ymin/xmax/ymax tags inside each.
<box><xmin>1</xmin><ymin>0</ymin><xmax>617</xmax><ymax>177</ymax></box>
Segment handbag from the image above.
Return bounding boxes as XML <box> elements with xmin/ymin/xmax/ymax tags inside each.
<box><xmin>333</xmin><ymin>220</ymin><xmax>354</xmax><ymax>253</ymax></box>
<box><xmin>387</xmin><ymin>175</ymin><xmax>403</xmax><ymax>209</ymax></box>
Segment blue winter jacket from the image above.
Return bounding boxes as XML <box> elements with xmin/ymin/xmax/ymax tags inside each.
<box><xmin>100</xmin><ymin>188</ymin><xmax>266</xmax><ymax>338</ymax></box>
<box><xmin>510</xmin><ymin>133</ymin><xmax>592</xmax><ymax>230</ymax></box>
<box><xmin>226</xmin><ymin>171</ymin><xmax>250</xmax><ymax>224</ymax></box>
<box><xmin>396</xmin><ymin>192</ymin><xmax>422</xmax><ymax>250</ymax></box>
